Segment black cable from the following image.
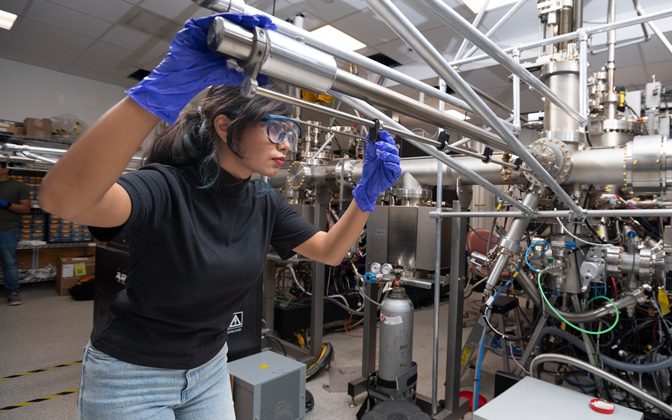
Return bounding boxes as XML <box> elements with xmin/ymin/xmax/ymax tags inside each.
<box><xmin>482</xmin><ymin>299</ymin><xmax>543</xmax><ymax>342</ymax></box>
<box><xmin>585</xmin><ymin>128</ymin><xmax>593</xmax><ymax>148</ymax></box>
<box><xmin>266</xmin><ymin>335</ymin><xmax>287</xmax><ymax>356</ymax></box>
<box><xmin>305</xmin><ymin>390</ymin><xmax>314</xmax><ymax>413</ymax></box>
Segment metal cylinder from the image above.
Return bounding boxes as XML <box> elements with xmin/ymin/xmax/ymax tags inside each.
<box><xmin>379</xmin><ymin>286</ymin><xmax>414</xmax><ymax>383</ymax></box>
<box><xmin>485</xmin><ymin>191</ymin><xmax>541</xmax><ymax>292</ymax></box>
<box><xmin>541</xmin><ymin>61</ymin><xmax>583</xmax><ymax>143</ymax></box>
<box><xmin>269</xmin><ymin>146</ymin><xmax>629</xmax><ymax>189</ymax></box>
<box><xmin>625</xmin><ymin>135</ymin><xmax>672</xmax><ymax>194</ymax></box>
<box><xmin>208</xmin><ymin>17</ymin><xmax>510</xmax><ymax>153</ymax></box>
<box><xmin>557</xmin><ymin>5</ymin><xmax>574</xmax><ymax>51</ymax></box>
<box><xmin>208</xmin><ymin>17</ymin><xmax>338</xmax><ymax>93</ymax></box>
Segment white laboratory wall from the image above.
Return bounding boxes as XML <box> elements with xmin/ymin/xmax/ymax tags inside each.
<box><xmin>0</xmin><ymin>58</ymin><xmax>125</xmax><ymax>127</ymax></box>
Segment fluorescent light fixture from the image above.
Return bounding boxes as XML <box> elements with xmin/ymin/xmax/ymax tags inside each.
<box><xmin>462</xmin><ymin>0</ymin><xmax>518</xmax><ymax>14</ymax></box>
<box><xmin>446</xmin><ymin>109</ymin><xmax>471</xmax><ymax>120</ymax></box>
<box><xmin>310</xmin><ymin>25</ymin><xmax>366</xmax><ymax>51</ymax></box>
<box><xmin>0</xmin><ymin>10</ymin><xmax>17</xmax><ymax>30</ymax></box>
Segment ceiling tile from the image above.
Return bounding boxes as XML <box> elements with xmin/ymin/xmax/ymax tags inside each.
<box><xmin>330</xmin><ymin>8</ymin><xmax>399</xmax><ymax>48</ymax></box>
<box><xmin>0</xmin><ymin>0</ymin><xmax>30</xmax><ymax>14</ymax></box>
<box><xmin>639</xmin><ymin>30</ymin><xmax>672</xmax><ymax>65</ymax></box>
<box><xmin>136</xmin><ymin>53</ymin><xmax>162</xmax><ymax>71</ymax></box>
<box><xmin>140</xmin><ymin>0</ymin><xmax>191</xmax><ymax>20</ymax></box>
<box><xmin>373</xmin><ymin>39</ymin><xmax>420</xmax><ymax>65</ymax></box>
<box><xmin>9</xmin><ymin>18</ymin><xmax>94</xmax><ymax>63</ymax></box>
<box><xmin>479</xmin><ymin>0</ymin><xmax>537</xmax><ymax>37</ymax></box>
<box><xmin>63</xmin><ymin>65</ymin><xmax>123</xmax><ymax>86</ymax></box>
<box><xmin>422</xmin><ymin>25</ymin><xmax>469</xmax><ymax>57</ymax></box>
<box><xmin>101</xmin><ymin>24</ymin><xmax>153</xmax><ymax>49</ymax></box>
<box><xmin>1</xmin><ymin>48</ymin><xmax>69</xmax><ymax>72</ymax></box>
<box><xmin>461</xmin><ymin>66</ymin><xmax>511</xmax><ymax>90</ymax></box>
<box><xmin>142</xmin><ymin>38</ymin><xmax>170</xmax><ymax>60</ymax></box>
<box><xmin>47</xmin><ymin>0</ymin><xmax>133</xmax><ymax>23</ymax></box>
<box><xmin>84</xmin><ymin>40</ymin><xmax>133</xmax><ymax>62</ymax></box>
<box><xmin>26</xmin><ymin>0</ymin><xmax>113</xmax><ymax>39</ymax></box>
<box><xmin>247</xmin><ymin>2</ymin><xmax>326</xmax><ymax>31</ymax></box>
<box><xmin>295</xmin><ymin>0</ymin><xmax>365</xmax><ymax>23</ymax></box>
<box><xmin>68</xmin><ymin>51</ymin><xmax>135</xmax><ymax>77</ymax></box>
<box><xmin>247</xmin><ymin>0</ymin><xmax>296</xmax><ymax>14</ymax></box>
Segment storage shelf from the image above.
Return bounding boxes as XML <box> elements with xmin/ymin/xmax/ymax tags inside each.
<box><xmin>17</xmin><ymin>242</ymin><xmax>96</xmax><ymax>250</ymax></box>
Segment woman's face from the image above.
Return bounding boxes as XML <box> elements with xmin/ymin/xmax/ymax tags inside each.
<box><xmin>216</xmin><ymin>115</ymin><xmax>294</xmax><ymax>179</ymax></box>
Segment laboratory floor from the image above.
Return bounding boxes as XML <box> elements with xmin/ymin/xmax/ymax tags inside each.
<box><xmin>0</xmin><ymin>283</ymin><xmax>503</xmax><ymax>419</ymax></box>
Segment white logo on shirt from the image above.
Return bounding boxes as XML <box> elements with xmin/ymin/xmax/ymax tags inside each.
<box><xmin>228</xmin><ymin>312</ymin><xmax>243</xmax><ymax>333</ymax></box>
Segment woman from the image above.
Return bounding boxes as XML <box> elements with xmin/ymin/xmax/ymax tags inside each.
<box><xmin>39</xmin><ymin>13</ymin><xmax>400</xmax><ymax>419</ymax></box>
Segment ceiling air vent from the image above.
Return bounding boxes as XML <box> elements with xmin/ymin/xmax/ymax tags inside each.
<box><xmin>128</xmin><ymin>69</ymin><xmax>151</xmax><ymax>81</ymax></box>
<box><xmin>367</xmin><ymin>53</ymin><xmax>401</xmax><ymax>68</ymax></box>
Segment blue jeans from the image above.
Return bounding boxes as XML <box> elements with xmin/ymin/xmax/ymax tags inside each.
<box><xmin>0</xmin><ymin>229</ymin><xmax>19</xmax><ymax>294</ymax></box>
<box><xmin>78</xmin><ymin>343</ymin><xmax>235</xmax><ymax>420</ymax></box>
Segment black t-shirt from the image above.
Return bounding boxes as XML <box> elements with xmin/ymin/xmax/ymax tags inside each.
<box><xmin>90</xmin><ymin>164</ymin><xmax>318</xmax><ymax>369</ymax></box>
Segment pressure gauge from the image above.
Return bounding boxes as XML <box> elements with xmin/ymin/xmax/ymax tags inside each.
<box><xmin>381</xmin><ymin>263</ymin><xmax>393</xmax><ymax>275</ymax></box>
<box><xmin>370</xmin><ymin>262</ymin><xmax>381</xmax><ymax>274</ymax></box>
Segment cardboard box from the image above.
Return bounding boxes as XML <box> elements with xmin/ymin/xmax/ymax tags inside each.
<box><xmin>0</xmin><ymin>121</ymin><xmax>16</xmax><ymax>134</ymax></box>
<box><xmin>55</xmin><ymin>256</ymin><xmax>95</xmax><ymax>296</ymax></box>
<box><xmin>24</xmin><ymin>118</ymin><xmax>52</xmax><ymax>139</ymax></box>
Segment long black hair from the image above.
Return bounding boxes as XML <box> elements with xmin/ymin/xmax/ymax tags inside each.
<box><xmin>145</xmin><ymin>85</ymin><xmax>292</xmax><ymax>188</ymax></box>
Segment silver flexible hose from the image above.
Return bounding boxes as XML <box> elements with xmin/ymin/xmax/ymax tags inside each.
<box><xmin>530</xmin><ymin>353</ymin><xmax>672</xmax><ymax>417</ymax></box>
<box><xmin>539</xmin><ymin>326</ymin><xmax>672</xmax><ymax>374</ymax></box>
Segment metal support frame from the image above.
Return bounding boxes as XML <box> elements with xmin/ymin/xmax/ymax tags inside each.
<box><xmin>310</xmin><ymin>187</ymin><xmax>331</xmax><ymax>357</ymax></box>
<box><xmin>421</xmin><ymin>0</ymin><xmax>586</xmax><ymax>127</ymax></box>
<box><xmin>333</xmin><ymin>93</ymin><xmax>535</xmax><ymax>215</ymax></box>
<box><xmin>430</xmin><ymin>208</ymin><xmax>672</xmax><ymax>218</ymax></box>
<box><xmin>512</xmin><ymin>48</ymin><xmax>521</xmax><ymax>133</ymax></box>
<box><xmin>453</xmin><ymin>0</ymin><xmax>488</xmax><ymax>61</ymax></box>
<box><xmin>461</xmin><ymin>0</ymin><xmax>528</xmax><ymax>61</ymax></box>
<box><xmin>365</xmin><ymin>0</ymin><xmax>583</xmax><ymax>216</ymax></box>
<box><xmin>195</xmin><ymin>0</ymin><xmax>515</xmax><ymax>129</ymax></box>
<box><xmin>438</xmin><ymin>202</ymin><xmax>469</xmax><ymax>419</ymax></box>
<box><xmin>578</xmin><ymin>30</ymin><xmax>588</xmax><ymax>119</ymax></box>
<box><xmin>450</xmin><ymin>7</ymin><xmax>672</xmax><ymax>68</ymax></box>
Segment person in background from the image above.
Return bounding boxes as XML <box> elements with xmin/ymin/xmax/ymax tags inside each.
<box><xmin>0</xmin><ymin>161</ymin><xmax>31</xmax><ymax>306</ymax></box>
<box><xmin>38</xmin><ymin>12</ymin><xmax>401</xmax><ymax>419</ymax></box>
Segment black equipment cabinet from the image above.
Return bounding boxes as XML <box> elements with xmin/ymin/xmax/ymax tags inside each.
<box><xmin>93</xmin><ymin>243</ymin><xmax>261</xmax><ymax>362</ymax></box>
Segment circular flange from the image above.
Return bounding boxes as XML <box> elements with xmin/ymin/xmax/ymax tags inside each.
<box><xmin>522</xmin><ymin>138</ymin><xmax>573</xmax><ymax>186</ymax></box>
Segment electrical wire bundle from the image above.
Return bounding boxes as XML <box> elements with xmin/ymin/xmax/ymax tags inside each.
<box><xmin>306</xmin><ymin>342</ymin><xmax>334</xmax><ymax>382</ymax></box>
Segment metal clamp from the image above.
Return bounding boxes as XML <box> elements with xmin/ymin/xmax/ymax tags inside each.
<box><xmin>481</xmin><ymin>147</ymin><xmax>493</xmax><ymax>163</ymax></box>
<box><xmin>241</xmin><ymin>26</ymin><xmax>271</xmax><ymax>98</ymax></box>
<box><xmin>370</xmin><ymin>118</ymin><xmax>381</xmax><ymax>142</ymax></box>
<box><xmin>437</xmin><ymin>131</ymin><xmax>450</xmax><ymax>151</ymax></box>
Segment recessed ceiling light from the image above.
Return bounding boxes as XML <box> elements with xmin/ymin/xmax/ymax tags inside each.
<box><xmin>310</xmin><ymin>25</ymin><xmax>366</xmax><ymax>51</ymax></box>
<box><xmin>445</xmin><ymin>109</ymin><xmax>471</xmax><ymax>120</ymax></box>
<box><xmin>462</xmin><ymin>0</ymin><xmax>518</xmax><ymax>14</ymax></box>
<box><xmin>0</xmin><ymin>10</ymin><xmax>17</xmax><ymax>31</ymax></box>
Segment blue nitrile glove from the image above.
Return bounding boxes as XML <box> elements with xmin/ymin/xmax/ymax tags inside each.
<box><xmin>126</xmin><ymin>13</ymin><xmax>276</xmax><ymax>124</ymax></box>
<box><xmin>0</xmin><ymin>199</ymin><xmax>10</xmax><ymax>209</ymax></box>
<box><xmin>352</xmin><ymin>130</ymin><xmax>401</xmax><ymax>212</ymax></box>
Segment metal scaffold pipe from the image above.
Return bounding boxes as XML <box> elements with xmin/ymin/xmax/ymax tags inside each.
<box><xmin>207</xmin><ymin>17</ymin><xmax>513</xmax><ymax>153</ymax></box>
<box><xmin>429</xmin><ymin>208</ymin><xmax>672</xmax><ymax>218</ymax></box>
<box><xmin>421</xmin><ymin>0</ymin><xmax>586</xmax><ymax>127</ymax></box>
<box><xmin>450</xmin><ymin>6</ymin><xmax>672</xmax><ymax>67</ymax></box>
<box><xmin>193</xmin><ymin>0</ymin><xmax>512</xmax><ymax>131</ymax></box>
<box><xmin>333</xmin><ymin>93</ymin><xmax>535</xmax><ymax>215</ymax></box>
<box><xmin>364</xmin><ymin>0</ymin><xmax>583</xmax><ymax>216</ymax></box>
<box><xmin>530</xmin><ymin>354</ymin><xmax>672</xmax><ymax>417</ymax></box>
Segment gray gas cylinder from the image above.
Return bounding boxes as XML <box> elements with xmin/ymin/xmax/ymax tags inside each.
<box><xmin>378</xmin><ymin>285</ymin><xmax>414</xmax><ymax>383</ymax></box>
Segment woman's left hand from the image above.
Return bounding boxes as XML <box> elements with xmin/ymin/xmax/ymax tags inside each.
<box><xmin>352</xmin><ymin>130</ymin><xmax>402</xmax><ymax>212</ymax></box>
<box><xmin>126</xmin><ymin>13</ymin><xmax>276</xmax><ymax>124</ymax></box>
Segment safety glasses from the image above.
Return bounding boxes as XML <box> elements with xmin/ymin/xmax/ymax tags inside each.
<box><xmin>261</xmin><ymin>115</ymin><xmax>302</xmax><ymax>151</ymax></box>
